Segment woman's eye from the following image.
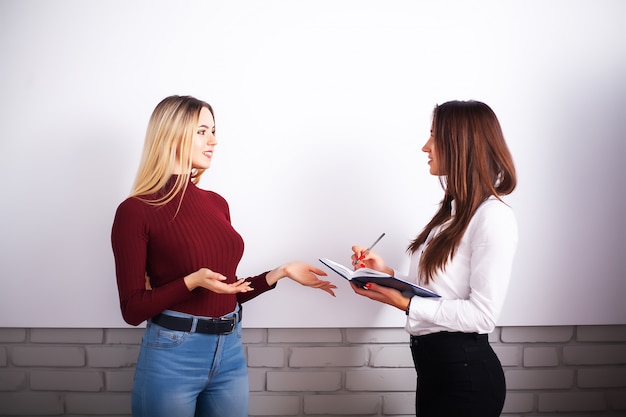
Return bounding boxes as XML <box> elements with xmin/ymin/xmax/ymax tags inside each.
<box><xmin>197</xmin><ymin>130</ymin><xmax>206</xmax><ymax>135</ymax></box>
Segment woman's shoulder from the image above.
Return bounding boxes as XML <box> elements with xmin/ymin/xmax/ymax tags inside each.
<box><xmin>191</xmin><ymin>186</ymin><xmax>230</xmax><ymax>211</ymax></box>
<box><xmin>193</xmin><ymin>186</ymin><xmax>227</xmax><ymax>202</ymax></box>
<box><xmin>111</xmin><ymin>197</ymin><xmax>153</xmax><ymax>233</ymax></box>
<box><xmin>469</xmin><ymin>196</ymin><xmax>518</xmax><ymax>238</ymax></box>
<box><xmin>114</xmin><ymin>196</ymin><xmax>150</xmax><ymax>219</ymax></box>
<box><xmin>477</xmin><ymin>196</ymin><xmax>515</xmax><ymax>216</ymax></box>
<box><xmin>204</xmin><ymin>189</ymin><xmax>227</xmax><ymax>201</ymax></box>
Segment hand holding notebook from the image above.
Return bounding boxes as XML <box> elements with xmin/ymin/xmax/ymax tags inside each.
<box><xmin>319</xmin><ymin>258</ymin><xmax>440</xmax><ymax>298</ymax></box>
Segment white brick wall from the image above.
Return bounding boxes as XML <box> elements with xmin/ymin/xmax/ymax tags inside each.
<box><xmin>0</xmin><ymin>326</ymin><xmax>625</xmax><ymax>416</ymax></box>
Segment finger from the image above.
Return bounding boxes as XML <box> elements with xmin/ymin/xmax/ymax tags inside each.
<box><xmin>232</xmin><ymin>278</ymin><xmax>250</xmax><ymax>287</ymax></box>
<box><xmin>363</xmin><ymin>282</ymin><xmax>387</xmax><ymax>294</ymax></box>
<box><xmin>351</xmin><ymin>245</ymin><xmax>366</xmax><ymax>258</ymax></box>
<box><xmin>316</xmin><ymin>281</ymin><xmax>336</xmax><ymax>294</ymax></box>
<box><xmin>316</xmin><ymin>280</ymin><xmax>336</xmax><ymax>289</ymax></box>
<box><xmin>352</xmin><ymin>252</ymin><xmax>369</xmax><ymax>266</ymax></box>
<box><xmin>349</xmin><ymin>282</ymin><xmax>365</xmax><ymax>293</ymax></box>
<box><xmin>352</xmin><ymin>286</ymin><xmax>372</xmax><ymax>298</ymax></box>
<box><xmin>232</xmin><ymin>282</ymin><xmax>254</xmax><ymax>293</ymax></box>
<box><xmin>320</xmin><ymin>286</ymin><xmax>336</xmax><ymax>297</ymax></box>
<box><xmin>365</xmin><ymin>282</ymin><xmax>392</xmax><ymax>293</ymax></box>
<box><xmin>308</xmin><ymin>280</ymin><xmax>327</xmax><ymax>289</ymax></box>
<box><xmin>211</xmin><ymin>272</ymin><xmax>227</xmax><ymax>281</ymax></box>
<box><xmin>307</xmin><ymin>266</ymin><xmax>328</xmax><ymax>276</ymax></box>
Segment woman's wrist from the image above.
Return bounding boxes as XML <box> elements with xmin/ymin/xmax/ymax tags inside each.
<box><xmin>266</xmin><ymin>264</ymin><xmax>287</xmax><ymax>286</ymax></box>
<box><xmin>184</xmin><ymin>273</ymin><xmax>198</xmax><ymax>291</ymax></box>
<box><xmin>404</xmin><ymin>297</ymin><xmax>413</xmax><ymax>315</ymax></box>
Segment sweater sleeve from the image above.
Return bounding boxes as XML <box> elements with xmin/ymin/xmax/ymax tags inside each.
<box><xmin>237</xmin><ymin>271</ymin><xmax>277</xmax><ymax>304</ymax></box>
<box><xmin>111</xmin><ymin>198</ymin><xmax>193</xmax><ymax>326</ymax></box>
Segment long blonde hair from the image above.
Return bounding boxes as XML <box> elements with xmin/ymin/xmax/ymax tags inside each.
<box><xmin>130</xmin><ymin>95</ymin><xmax>214</xmax><ymax>205</ymax></box>
<box><xmin>408</xmin><ymin>100</ymin><xmax>516</xmax><ymax>283</ymax></box>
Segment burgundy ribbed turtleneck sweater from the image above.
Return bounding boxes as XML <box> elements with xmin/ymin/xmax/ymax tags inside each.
<box><xmin>111</xmin><ymin>179</ymin><xmax>274</xmax><ymax>326</ymax></box>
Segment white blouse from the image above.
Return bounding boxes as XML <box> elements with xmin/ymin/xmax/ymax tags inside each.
<box><xmin>396</xmin><ymin>196</ymin><xmax>518</xmax><ymax>336</ymax></box>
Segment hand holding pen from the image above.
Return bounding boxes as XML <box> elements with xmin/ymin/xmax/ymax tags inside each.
<box><xmin>352</xmin><ymin>233</ymin><xmax>385</xmax><ymax>266</ymax></box>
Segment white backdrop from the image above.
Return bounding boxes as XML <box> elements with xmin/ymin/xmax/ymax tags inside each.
<box><xmin>1</xmin><ymin>0</ymin><xmax>624</xmax><ymax>328</ymax></box>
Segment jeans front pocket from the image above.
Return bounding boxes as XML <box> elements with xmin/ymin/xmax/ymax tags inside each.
<box><xmin>145</xmin><ymin>321</ymin><xmax>189</xmax><ymax>349</ymax></box>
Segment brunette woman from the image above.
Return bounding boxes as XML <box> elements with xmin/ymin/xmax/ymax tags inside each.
<box><xmin>350</xmin><ymin>100</ymin><xmax>517</xmax><ymax>416</ymax></box>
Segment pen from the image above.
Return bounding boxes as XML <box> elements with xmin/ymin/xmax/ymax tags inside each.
<box><xmin>353</xmin><ymin>232</ymin><xmax>385</xmax><ymax>265</ymax></box>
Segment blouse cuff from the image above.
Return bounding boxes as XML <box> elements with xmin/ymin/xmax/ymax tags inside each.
<box><xmin>408</xmin><ymin>296</ymin><xmax>440</xmax><ymax>321</ymax></box>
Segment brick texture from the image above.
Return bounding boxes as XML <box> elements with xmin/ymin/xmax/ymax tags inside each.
<box><xmin>0</xmin><ymin>325</ymin><xmax>625</xmax><ymax>416</ymax></box>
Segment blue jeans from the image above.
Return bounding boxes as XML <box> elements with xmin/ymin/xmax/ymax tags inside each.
<box><xmin>132</xmin><ymin>308</ymin><xmax>249</xmax><ymax>417</ymax></box>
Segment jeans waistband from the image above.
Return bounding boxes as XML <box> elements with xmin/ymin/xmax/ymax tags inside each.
<box><xmin>151</xmin><ymin>305</ymin><xmax>241</xmax><ymax>335</ymax></box>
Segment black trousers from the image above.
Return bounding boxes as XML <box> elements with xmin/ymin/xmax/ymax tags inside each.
<box><xmin>410</xmin><ymin>332</ymin><xmax>506</xmax><ymax>417</ymax></box>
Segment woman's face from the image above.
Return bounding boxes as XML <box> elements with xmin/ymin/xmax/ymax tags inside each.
<box><xmin>190</xmin><ymin>106</ymin><xmax>217</xmax><ymax>170</ymax></box>
<box><xmin>422</xmin><ymin>132</ymin><xmax>440</xmax><ymax>176</ymax></box>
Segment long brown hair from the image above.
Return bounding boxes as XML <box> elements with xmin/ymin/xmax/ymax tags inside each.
<box><xmin>130</xmin><ymin>95</ymin><xmax>214</xmax><ymax>206</ymax></box>
<box><xmin>409</xmin><ymin>100</ymin><xmax>516</xmax><ymax>283</ymax></box>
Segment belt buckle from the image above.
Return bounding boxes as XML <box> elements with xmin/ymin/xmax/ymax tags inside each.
<box><xmin>194</xmin><ymin>313</ymin><xmax>237</xmax><ymax>334</ymax></box>
<box><xmin>219</xmin><ymin>316</ymin><xmax>236</xmax><ymax>334</ymax></box>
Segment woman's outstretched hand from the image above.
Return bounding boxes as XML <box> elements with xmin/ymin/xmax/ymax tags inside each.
<box><xmin>267</xmin><ymin>261</ymin><xmax>337</xmax><ymax>297</ymax></box>
<box><xmin>184</xmin><ymin>268</ymin><xmax>254</xmax><ymax>294</ymax></box>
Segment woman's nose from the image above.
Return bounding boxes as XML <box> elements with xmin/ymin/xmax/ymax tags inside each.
<box><xmin>422</xmin><ymin>136</ymin><xmax>433</xmax><ymax>152</ymax></box>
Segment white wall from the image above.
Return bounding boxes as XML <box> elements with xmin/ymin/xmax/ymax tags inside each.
<box><xmin>1</xmin><ymin>0</ymin><xmax>624</xmax><ymax>327</ymax></box>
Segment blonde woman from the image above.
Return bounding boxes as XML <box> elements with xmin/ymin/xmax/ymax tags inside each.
<box><xmin>111</xmin><ymin>95</ymin><xmax>336</xmax><ymax>417</ymax></box>
<box><xmin>350</xmin><ymin>100</ymin><xmax>517</xmax><ymax>416</ymax></box>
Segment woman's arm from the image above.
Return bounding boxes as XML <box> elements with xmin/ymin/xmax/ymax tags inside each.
<box><xmin>111</xmin><ymin>199</ymin><xmax>194</xmax><ymax>325</ymax></box>
<box><xmin>407</xmin><ymin>201</ymin><xmax>518</xmax><ymax>333</ymax></box>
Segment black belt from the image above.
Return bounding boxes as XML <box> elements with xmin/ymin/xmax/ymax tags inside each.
<box><xmin>410</xmin><ymin>331</ymin><xmax>487</xmax><ymax>345</ymax></box>
<box><xmin>152</xmin><ymin>308</ymin><xmax>242</xmax><ymax>335</ymax></box>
